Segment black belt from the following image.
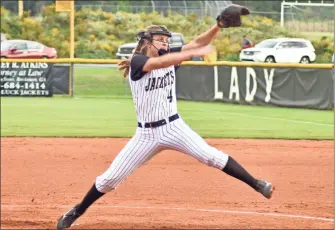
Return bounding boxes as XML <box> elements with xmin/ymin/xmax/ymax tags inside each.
<box><xmin>138</xmin><ymin>114</ymin><xmax>179</xmax><ymax>128</ymax></box>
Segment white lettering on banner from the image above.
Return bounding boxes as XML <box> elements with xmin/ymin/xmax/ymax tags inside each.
<box><xmin>20</xmin><ymin>63</ymin><xmax>29</xmax><ymax>68</ymax></box>
<box><xmin>19</xmin><ymin>70</ymin><xmax>26</xmax><ymax>76</ymax></box>
<box><xmin>1</xmin><ymin>77</ymin><xmax>15</xmax><ymax>82</ymax></box>
<box><xmin>229</xmin><ymin>67</ymin><xmax>240</xmax><ymax>101</ymax></box>
<box><xmin>213</xmin><ymin>67</ymin><xmax>275</xmax><ymax>102</ymax></box>
<box><xmin>1</xmin><ymin>90</ymin><xmax>20</xmax><ymax>95</ymax></box>
<box><xmin>246</xmin><ymin>67</ymin><xmax>257</xmax><ymax>102</ymax></box>
<box><xmin>20</xmin><ymin>90</ymin><xmax>49</xmax><ymax>96</ymax></box>
<box><xmin>20</xmin><ymin>62</ymin><xmax>48</xmax><ymax>69</ymax></box>
<box><xmin>12</xmin><ymin>62</ymin><xmax>20</xmax><ymax>69</ymax></box>
<box><xmin>264</xmin><ymin>69</ymin><xmax>275</xmax><ymax>102</ymax></box>
<box><xmin>1</xmin><ymin>62</ymin><xmax>10</xmax><ymax>69</ymax></box>
<box><xmin>16</xmin><ymin>77</ymin><xmax>37</xmax><ymax>82</ymax></box>
<box><xmin>28</xmin><ymin>69</ymin><xmax>43</xmax><ymax>77</ymax></box>
<box><xmin>0</xmin><ymin>61</ymin><xmax>51</xmax><ymax>97</ymax></box>
<box><xmin>0</xmin><ymin>70</ymin><xmax>17</xmax><ymax>77</ymax></box>
<box><xmin>1</xmin><ymin>62</ymin><xmax>48</xmax><ymax>69</ymax></box>
<box><xmin>214</xmin><ymin>66</ymin><xmax>223</xmax><ymax>99</ymax></box>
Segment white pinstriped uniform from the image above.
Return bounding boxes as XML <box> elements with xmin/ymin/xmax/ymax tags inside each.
<box><xmin>131</xmin><ymin>66</ymin><xmax>177</xmax><ymax>123</ymax></box>
<box><xmin>95</xmin><ymin>65</ymin><xmax>229</xmax><ymax>193</ymax></box>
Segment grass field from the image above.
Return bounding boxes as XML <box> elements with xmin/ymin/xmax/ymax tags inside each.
<box><xmin>74</xmin><ymin>67</ymin><xmax>130</xmax><ymax>97</ymax></box>
<box><xmin>300</xmin><ymin>32</ymin><xmax>333</xmax><ymax>41</ymax></box>
<box><xmin>1</xmin><ymin>66</ymin><xmax>333</xmax><ymax>139</ymax></box>
<box><xmin>1</xmin><ymin>96</ymin><xmax>333</xmax><ymax>139</ymax></box>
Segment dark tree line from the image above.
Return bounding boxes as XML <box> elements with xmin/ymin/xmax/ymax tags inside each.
<box><xmin>1</xmin><ymin>0</ymin><xmax>54</xmax><ymax>16</ymax></box>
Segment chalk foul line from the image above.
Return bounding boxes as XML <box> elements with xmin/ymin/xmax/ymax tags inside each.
<box><xmin>1</xmin><ymin>204</ymin><xmax>333</xmax><ymax>222</ymax></box>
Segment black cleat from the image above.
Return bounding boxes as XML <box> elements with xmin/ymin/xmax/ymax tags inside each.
<box><xmin>255</xmin><ymin>180</ymin><xmax>275</xmax><ymax>199</ymax></box>
<box><xmin>57</xmin><ymin>204</ymin><xmax>83</xmax><ymax>230</ymax></box>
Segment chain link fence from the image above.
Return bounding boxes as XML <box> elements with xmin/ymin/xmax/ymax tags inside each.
<box><xmin>283</xmin><ymin>4</ymin><xmax>334</xmax><ymax>32</ymax></box>
<box><xmin>2</xmin><ymin>0</ymin><xmax>333</xmax><ymax>32</ymax></box>
<box><xmin>1</xmin><ymin>0</ymin><xmax>232</xmax><ymax>19</ymax></box>
<box><xmin>76</xmin><ymin>0</ymin><xmax>232</xmax><ymax>18</ymax></box>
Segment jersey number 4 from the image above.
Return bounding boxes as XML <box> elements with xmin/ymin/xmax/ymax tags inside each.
<box><xmin>167</xmin><ymin>89</ymin><xmax>173</xmax><ymax>103</ymax></box>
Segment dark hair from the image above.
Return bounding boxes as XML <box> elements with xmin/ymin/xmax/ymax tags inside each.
<box><xmin>117</xmin><ymin>25</ymin><xmax>171</xmax><ymax>78</ymax></box>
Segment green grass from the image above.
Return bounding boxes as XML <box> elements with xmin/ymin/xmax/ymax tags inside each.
<box><xmin>1</xmin><ymin>97</ymin><xmax>333</xmax><ymax>139</ymax></box>
<box><xmin>1</xmin><ymin>66</ymin><xmax>333</xmax><ymax>139</ymax></box>
<box><xmin>74</xmin><ymin>67</ymin><xmax>131</xmax><ymax>97</ymax></box>
<box><xmin>300</xmin><ymin>32</ymin><xmax>333</xmax><ymax>41</ymax></box>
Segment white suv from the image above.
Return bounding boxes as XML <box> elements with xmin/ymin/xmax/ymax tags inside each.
<box><xmin>239</xmin><ymin>38</ymin><xmax>316</xmax><ymax>64</ymax></box>
<box><xmin>116</xmin><ymin>32</ymin><xmax>186</xmax><ymax>59</ymax></box>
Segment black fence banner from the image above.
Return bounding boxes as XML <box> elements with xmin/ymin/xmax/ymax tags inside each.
<box><xmin>0</xmin><ymin>62</ymin><xmax>53</xmax><ymax>97</ymax></box>
<box><xmin>176</xmin><ymin>65</ymin><xmax>334</xmax><ymax>110</ymax></box>
<box><xmin>52</xmin><ymin>64</ymin><xmax>70</xmax><ymax>94</ymax></box>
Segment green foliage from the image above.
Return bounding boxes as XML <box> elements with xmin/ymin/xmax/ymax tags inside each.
<box><xmin>1</xmin><ymin>5</ymin><xmax>333</xmax><ymax>62</ymax></box>
<box><xmin>311</xmin><ymin>36</ymin><xmax>334</xmax><ymax>63</ymax></box>
<box><xmin>1</xmin><ymin>6</ymin><xmax>21</xmax><ymax>39</ymax></box>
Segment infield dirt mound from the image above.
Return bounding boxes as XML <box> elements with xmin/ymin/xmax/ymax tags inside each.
<box><xmin>1</xmin><ymin>138</ymin><xmax>333</xmax><ymax>229</ymax></box>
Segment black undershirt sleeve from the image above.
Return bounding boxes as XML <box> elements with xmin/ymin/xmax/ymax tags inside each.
<box><xmin>130</xmin><ymin>54</ymin><xmax>150</xmax><ymax>81</ymax></box>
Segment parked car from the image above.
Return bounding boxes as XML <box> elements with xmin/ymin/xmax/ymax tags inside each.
<box><xmin>116</xmin><ymin>42</ymin><xmax>137</xmax><ymax>59</ymax></box>
<box><xmin>116</xmin><ymin>32</ymin><xmax>204</xmax><ymax>60</ymax></box>
<box><xmin>239</xmin><ymin>38</ymin><xmax>316</xmax><ymax>64</ymax></box>
<box><xmin>1</xmin><ymin>33</ymin><xmax>7</xmax><ymax>42</ymax></box>
<box><xmin>0</xmin><ymin>40</ymin><xmax>57</xmax><ymax>59</ymax></box>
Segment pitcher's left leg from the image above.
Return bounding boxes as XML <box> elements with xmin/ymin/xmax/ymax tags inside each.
<box><xmin>160</xmin><ymin>119</ymin><xmax>274</xmax><ymax>199</ymax></box>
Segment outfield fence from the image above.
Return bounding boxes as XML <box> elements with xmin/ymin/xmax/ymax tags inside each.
<box><xmin>1</xmin><ymin>58</ymin><xmax>334</xmax><ymax>109</ymax></box>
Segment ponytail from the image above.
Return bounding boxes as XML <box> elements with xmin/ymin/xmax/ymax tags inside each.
<box><xmin>117</xmin><ymin>39</ymin><xmax>148</xmax><ymax>78</ymax></box>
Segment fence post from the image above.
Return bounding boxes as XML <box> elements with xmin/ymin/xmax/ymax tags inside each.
<box><xmin>69</xmin><ymin>63</ymin><xmax>74</xmax><ymax>97</ymax></box>
<box><xmin>183</xmin><ymin>0</ymin><xmax>187</xmax><ymax>16</ymax></box>
<box><xmin>70</xmin><ymin>1</ymin><xmax>74</xmax><ymax>97</ymax></box>
<box><xmin>124</xmin><ymin>77</ymin><xmax>126</xmax><ymax>96</ymax></box>
<box><xmin>280</xmin><ymin>1</ymin><xmax>285</xmax><ymax>27</ymax></box>
<box><xmin>151</xmin><ymin>0</ymin><xmax>155</xmax><ymax>12</ymax></box>
<box><xmin>18</xmin><ymin>0</ymin><xmax>23</xmax><ymax>17</ymax></box>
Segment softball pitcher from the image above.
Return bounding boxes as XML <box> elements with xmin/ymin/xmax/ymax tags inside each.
<box><xmin>57</xmin><ymin>5</ymin><xmax>274</xmax><ymax>229</ymax></box>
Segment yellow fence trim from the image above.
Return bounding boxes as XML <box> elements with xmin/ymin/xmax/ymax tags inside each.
<box><xmin>1</xmin><ymin>58</ymin><xmax>334</xmax><ymax>69</ymax></box>
<box><xmin>182</xmin><ymin>61</ymin><xmax>334</xmax><ymax>69</ymax></box>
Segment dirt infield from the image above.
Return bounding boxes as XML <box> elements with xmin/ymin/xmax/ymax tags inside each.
<box><xmin>1</xmin><ymin>138</ymin><xmax>333</xmax><ymax>229</ymax></box>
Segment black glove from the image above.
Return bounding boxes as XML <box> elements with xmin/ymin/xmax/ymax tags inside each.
<box><xmin>216</xmin><ymin>4</ymin><xmax>250</xmax><ymax>28</ymax></box>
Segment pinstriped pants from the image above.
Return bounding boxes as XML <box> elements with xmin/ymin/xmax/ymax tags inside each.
<box><xmin>95</xmin><ymin>117</ymin><xmax>229</xmax><ymax>193</ymax></box>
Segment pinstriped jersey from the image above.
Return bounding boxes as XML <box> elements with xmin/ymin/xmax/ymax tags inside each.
<box><xmin>129</xmin><ymin>65</ymin><xmax>177</xmax><ymax>123</ymax></box>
